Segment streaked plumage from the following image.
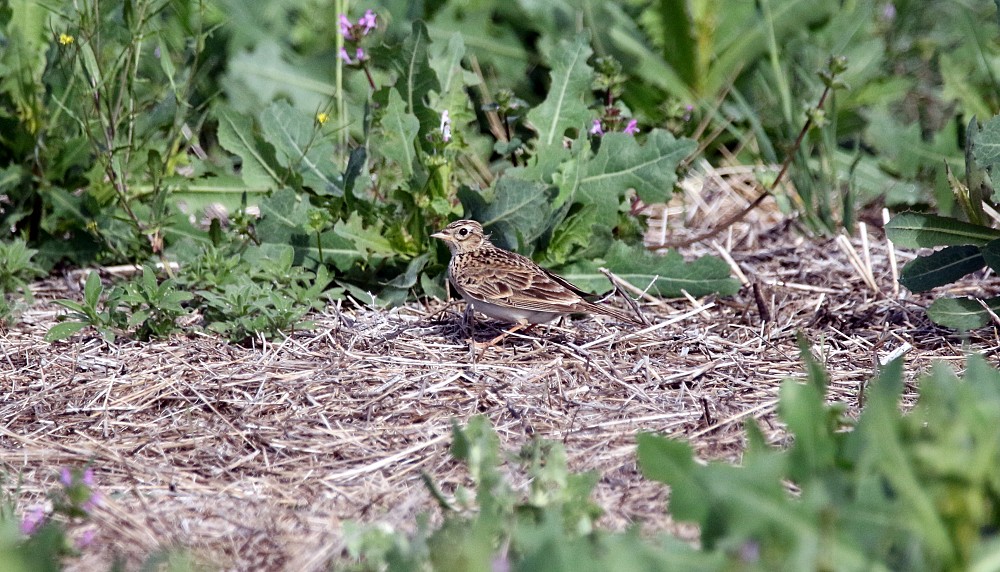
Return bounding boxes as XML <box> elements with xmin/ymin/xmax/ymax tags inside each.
<box><xmin>431</xmin><ymin>220</ymin><xmax>635</xmax><ymax>325</ymax></box>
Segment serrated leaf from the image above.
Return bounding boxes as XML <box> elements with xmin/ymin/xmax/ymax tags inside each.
<box><xmin>542</xmin><ymin>206</ymin><xmax>600</xmax><ymax>266</ymax></box>
<box><xmin>372</xmin><ymin>21</ymin><xmax>440</xmax><ymax>148</ymax></box>
<box><xmin>526</xmin><ymin>36</ymin><xmax>593</xmax><ymax>150</ymax></box>
<box><xmin>926</xmin><ymin>296</ymin><xmax>1000</xmax><ymax>332</ymax></box>
<box><xmin>217</xmin><ymin>107</ymin><xmax>283</xmax><ymax>190</ymax></box>
<box><xmin>256</xmin><ymin>188</ymin><xmax>310</xmax><ymax>244</ymax></box>
<box><xmin>582</xmin><ymin>129</ymin><xmax>695</xmax><ymax>205</ymax></box>
<box><xmin>428</xmin><ymin>33</ymin><xmax>479</xmax><ymax>129</ymax></box>
<box><xmin>899</xmin><ymin>245</ymin><xmax>984</xmax><ymax>292</ymax></box>
<box><xmin>885</xmin><ymin>212</ymin><xmax>1000</xmax><ymax>248</ymax></box>
<box><xmin>259</xmin><ymin>100</ymin><xmax>341</xmax><ymax>195</ymax></box>
<box><xmin>560</xmin><ymin>242</ymin><xmax>739</xmax><ymax>296</ymax></box>
<box><xmin>458</xmin><ymin>178</ymin><xmax>554</xmax><ymax>252</ymax></box>
<box><xmin>377</xmin><ymin>89</ymin><xmax>420</xmax><ymax>179</ymax></box>
<box><xmin>333</xmin><ymin>213</ymin><xmax>396</xmax><ymax>259</ymax></box>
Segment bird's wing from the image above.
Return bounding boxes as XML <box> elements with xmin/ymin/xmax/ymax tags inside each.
<box><xmin>454</xmin><ymin>250</ymin><xmax>590</xmax><ymax>313</ymax></box>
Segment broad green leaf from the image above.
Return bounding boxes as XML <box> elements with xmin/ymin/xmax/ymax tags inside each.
<box><xmin>377</xmin><ymin>89</ymin><xmax>420</xmax><ymax>179</ymax></box>
<box><xmin>458</xmin><ymin>178</ymin><xmax>554</xmax><ymax>252</ymax></box>
<box><xmin>259</xmin><ymin>100</ymin><xmax>341</xmax><ymax>195</ymax></box>
<box><xmin>372</xmin><ymin>21</ymin><xmax>441</xmax><ymax>148</ymax></box>
<box><xmin>541</xmin><ymin>206</ymin><xmax>601</xmax><ymax>266</ymax></box>
<box><xmin>428</xmin><ymin>33</ymin><xmax>479</xmax><ymax>129</ymax></box>
<box><xmin>45</xmin><ymin>321</ymin><xmax>89</xmax><ymax>342</ymax></box>
<box><xmin>636</xmin><ymin>434</ymin><xmax>708</xmax><ymax>522</ymax></box>
<box><xmin>525</xmin><ymin>36</ymin><xmax>593</xmax><ymax>150</ymax></box>
<box><xmin>223</xmin><ymin>40</ymin><xmax>335</xmax><ymax>113</ymax></box>
<box><xmin>256</xmin><ymin>188</ymin><xmax>310</xmax><ymax>244</ymax></box>
<box><xmin>926</xmin><ymin>296</ymin><xmax>1000</xmax><ymax>332</ymax></box>
<box><xmin>582</xmin><ymin>130</ymin><xmax>695</xmax><ymax>204</ymax></box>
<box><xmin>885</xmin><ymin>212</ymin><xmax>1000</xmax><ymax>248</ymax></box>
<box><xmin>299</xmin><ymin>230</ymin><xmax>360</xmax><ymax>272</ymax></box>
<box><xmin>217</xmin><ymin>107</ymin><xmax>284</xmax><ymax>190</ymax></box>
<box><xmin>385</xmin><ymin>253</ymin><xmax>430</xmax><ymax>290</ymax></box>
<box><xmin>561</xmin><ymin>242</ymin><xmax>739</xmax><ymax>296</ymax></box>
<box><xmin>898</xmin><ymin>245</ymin><xmax>984</xmax><ymax>293</ymax></box>
<box><xmin>333</xmin><ymin>213</ymin><xmax>397</xmax><ymax>259</ymax></box>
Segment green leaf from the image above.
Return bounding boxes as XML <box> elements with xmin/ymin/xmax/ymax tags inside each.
<box><xmin>561</xmin><ymin>242</ymin><xmax>739</xmax><ymax>296</ymax></box>
<box><xmin>333</xmin><ymin>213</ymin><xmax>397</xmax><ymax>260</ymax></box>
<box><xmin>259</xmin><ymin>100</ymin><xmax>341</xmax><ymax>195</ymax></box>
<box><xmin>377</xmin><ymin>89</ymin><xmax>421</xmax><ymax>179</ymax></box>
<box><xmin>636</xmin><ymin>433</ymin><xmax>707</xmax><ymax>522</ymax></box>
<box><xmin>428</xmin><ymin>33</ymin><xmax>479</xmax><ymax>129</ymax></box>
<box><xmin>525</xmin><ymin>36</ymin><xmax>594</xmax><ymax>150</ymax></box>
<box><xmin>299</xmin><ymin>230</ymin><xmax>360</xmax><ymax>272</ymax></box>
<box><xmin>898</xmin><ymin>245</ymin><xmax>984</xmax><ymax>293</ymax></box>
<box><xmin>223</xmin><ymin>40</ymin><xmax>335</xmax><ymax>113</ymax></box>
<box><xmin>885</xmin><ymin>212</ymin><xmax>1000</xmax><ymax>248</ymax></box>
<box><xmin>972</xmin><ymin>113</ymin><xmax>1000</xmax><ymax>174</ymax></box>
<box><xmin>982</xmin><ymin>238</ymin><xmax>1000</xmax><ymax>274</ymax></box>
<box><xmin>217</xmin><ymin>107</ymin><xmax>284</xmax><ymax>190</ymax></box>
<box><xmin>458</xmin><ymin>178</ymin><xmax>554</xmax><ymax>252</ymax></box>
<box><xmin>586</xmin><ymin>129</ymin><xmax>694</xmax><ymax>205</ymax></box>
<box><xmin>256</xmin><ymin>188</ymin><xmax>310</xmax><ymax>244</ymax></box>
<box><xmin>45</xmin><ymin>321</ymin><xmax>89</xmax><ymax>342</ymax></box>
<box><xmin>372</xmin><ymin>21</ymin><xmax>441</xmax><ymax>147</ymax></box>
<box><xmin>542</xmin><ymin>206</ymin><xmax>601</xmax><ymax>266</ymax></box>
<box><xmin>926</xmin><ymin>296</ymin><xmax>1000</xmax><ymax>331</ymax></box>
<box><xmin>83</xmin><ymin>271</ymin><xmax>103</xmax><ymax>309</ymax></box>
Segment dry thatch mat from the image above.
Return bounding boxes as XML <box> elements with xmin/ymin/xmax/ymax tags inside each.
<box><xmin>3</xmin><ymin>192</ymin><xmax>999</xmax><ymax>569</ymax></box>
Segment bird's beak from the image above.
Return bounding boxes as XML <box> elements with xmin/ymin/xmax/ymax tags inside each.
<box><xmin>430</xmin><ymin>231</ymin><xmax>448</xmax><ymax>241</ymax></box>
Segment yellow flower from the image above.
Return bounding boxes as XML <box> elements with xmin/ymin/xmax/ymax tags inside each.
<box><xmin>316</xmin><ymin>112</ymin><xmax>329</xmax><ymax>125</ymax></box>
<box><xmin>59</xmin><ymin>33</ymin><xmax>74</xmax><ymax>45</ymax></box>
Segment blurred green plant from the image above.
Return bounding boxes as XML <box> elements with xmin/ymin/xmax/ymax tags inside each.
<box><xmin>640</xmin><ymin>345</ymin><xmax>1000</xmax><ymax>571</ymax></box>
<box><xmin>885</xmin><ymin>113</ymin><xmax>1000</xmax><ymax>330</ymax></box>
<box><xmin>0</xmin><ymin>0</ymin><xmax>213</xmax><ymax>267</ymax></box>
<box><xmin>0</xmin><ymin>239</ymin><xmax>44</xmax><ymax>325</ymax></box>
<box><xmin>341</xmin><ymin>415</ymin><xmax>719</xmax><ymax>571</ymax></box>
<box><xmin>46</xmin><ymin>271</ymin><xmax>122</xmax><ymax>342</ymax></box>
<box><xmin>342</xmin><ymin>345</ymin><xmax>1000</xmax><ymax>571</ymax></box>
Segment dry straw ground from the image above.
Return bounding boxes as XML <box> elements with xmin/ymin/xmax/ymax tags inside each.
<box><xmin>3</xmin><ymin>169</ymin><xmax>999</xmax><ymax>570</ymax></box>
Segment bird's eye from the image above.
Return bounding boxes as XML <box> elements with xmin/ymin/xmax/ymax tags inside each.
<box><xmin>458</xmin><ymin>228</ymin><xmax>468</xmax><ymax>237</ymax></box>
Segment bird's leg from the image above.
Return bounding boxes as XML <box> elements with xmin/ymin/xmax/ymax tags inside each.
<box><xmin>460</xmin><ymin>305</ymin><xmax>476</xmax><ymax>339</ymax></box>
<box><xmin>475</xmin><ymin>319</ymin><xmax>531</xmax><ymax>358</ymax></box>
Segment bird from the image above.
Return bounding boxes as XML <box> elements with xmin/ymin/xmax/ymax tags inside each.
<box><xmin>431</xmin><ymin>220</ymin><xmax>637</xmax><ymax>338</ymax></box>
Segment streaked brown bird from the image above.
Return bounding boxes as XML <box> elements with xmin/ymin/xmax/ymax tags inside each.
<box><xmin>431</xmin><ymin>220</ymin><xmax>636</xmax><ymax>334</ymax></box>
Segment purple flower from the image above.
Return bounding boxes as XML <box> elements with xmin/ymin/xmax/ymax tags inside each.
<box><xmin>76</xmin><ymin>529</ymin><xmax>97</xmax><ymax>549</ymax></box>
<box><xmin>360</xmin><ymin>10</ymin><xmax>377</xmax><ymax>34</ymax></box>
<box><xmin>60</xmin><ymin>467</ymin><xmax>73</xmax><ymax>486</ymax></box>
<box><xmin>881</xmin><ymin>2</ymin><xmax>896</xmax><ymax>20</ymax></box>
<box><xmin>355</xmin><ymin>47</ymin><xmax>366</xmax><ymax>61</ymax></box>
<box><xmin>589</xmin><ymin>119</ymin><xmax>604</xmax><ymax>136</ymax></box>
<box><xmin>20</xmin><ymin>506</ymin><xmax>46</xmax><ymax>536</ymax></box>
<box><xmin>339</xmin><ymin>14</ymin><xmax>354</xmax><ymax>40</ymax></box>
<box><xmin>82</xmin><ymin>468</ymin><xmax>94</xmax><ymax>487</ymax></box>
<box><xmin>623</xmin><ymin>119</ymin><xmax>639</xmax><ymax>135</ymax></box>
<box><xmin>440</xmin><ymin>110</ymin><xmax>452</xmax><ymax>142</ymax></box>
<box><xmin>82</xmin><ymin>490</ymin><xmax>102</xmax><ymax>514</ymax></box>
<box><xmin>339</xmin><ymin>47</ymin><xmax>352</xmax><ymax>64</ymax></box>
